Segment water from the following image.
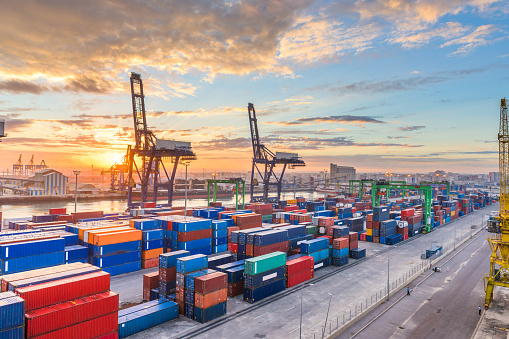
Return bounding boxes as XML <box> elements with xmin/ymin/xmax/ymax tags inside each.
<box><xmin>0</xmin><ymin>191</ymin><xmax>324</xmax><ymax>220</ymax></box>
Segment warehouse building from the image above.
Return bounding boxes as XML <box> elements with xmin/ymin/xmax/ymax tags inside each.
<box><xmin>30</xmin><ymin>169</ymin><xmax>69</xmax><ymax>195</ymax></box>
<box><xmin>330</xmin><ymin>163</ymin><xmax>356</xmax><ymax>182</ymax></box>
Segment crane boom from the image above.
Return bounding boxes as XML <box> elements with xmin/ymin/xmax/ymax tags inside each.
<box><xmin>484</xmin><ymin>98</ymin><xmax>509</xmax><ymax>308</ymax></box>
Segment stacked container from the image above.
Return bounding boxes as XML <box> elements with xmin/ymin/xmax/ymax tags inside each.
<box><xmin>372</xmin><ymin>206</ymin><xmax>390</xmax><ymax>243</ymax></box>
<box><xmin>118</xmin><ymin>299</ymin><xmax>178</xmax><ymax>338</ymax></box>
<box><xmin>176</xmin><ymin>254</ymin><xmax>208</xmax><ymax>318</ymax></box>
<box><xmin>159</xmin><ymin>250</ymin><xmax>190</xmax><ymax>302</ymax></box>
<box><xmin>171</xmin><ymin>219</ymin><xmax>213</xmax><ymax>256</ymax></box>
<box><xmin>0</xmin><ymin>291</ymin><xmax>25</xmax><ymax>338</ymax></box>
<box><xmin>286</xmin><ymin>256</ymin><xmax>314</xmax><ymax>287</ymax></box>
<box><xmin>212</xmin><ymin>220</ymin><xmax>228</xmax><ymax>254</ymax></box>
<box><xmin>250</xmin><ymin>229</ymin><xmax>289</xmax><ymax>257</ymax></box>
<box><xmin>20</xmin><ymin>266</ymin><xmax>118</xmax><ymax>338</ymax></box>
<box><xmin>1</xmin><ymin>237</ymin><xmax>65</xmax><ymax>275</ymax></box>
<box><xmin>331</xmin><ymin>238</ymin><xmax>349</xmax><ymax>266</ymax></box>
<box><xmin>300</xmin><ymin>238</ymin><xmax>329</xmax><ymax>271</ymax></box>
<box><xmin>243</xmin><ymin>252</ymin><xmax>286</xmax><ymax>303</ymax></box>
<box><xmin>193</xmin><ymin>272</ymin><xmax>228</xmax><ymax>323</ymax></box>
<box><xmin>143</xmin><ymin>271</ymin><xmax>160</xmax><ymax>301</ymax></box>
<box><xmin>216</xmin><ymin>260</ymin><xmax>244</xmax><ymax>297</ymax></box>
<box><xmin>140</xmin><ymin>228</ymin><xmax>164</xmax><ymax>269</ymax></box>
<box><xmin>91</xmin><ymin>229</ymin><xmax>142</xmax><ymax>276</ymax></box>
<box><xmin>284</xmin><ymin>225</ymin><xmax>312</xmax><ymax>251</ymax></box>
<box><xmin>379</xmin><ymin>220</ymin><xmax>396</xmax><ymax>245</ymax></box>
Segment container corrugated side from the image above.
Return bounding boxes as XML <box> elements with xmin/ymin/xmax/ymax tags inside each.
<box><xmin>244</xmin><ymin>252</ymin><xmax>286</xmax><ymax>276</ymax></box>
<box><xmin>0</xmin><ymin>326</ymin><xmax>24</xmax><ymax>339</ymax></box>
<box><xmin>8</xmin><ymin>266</ymin><xmax>100</xmax><ymax>291</ymax></box>
<box><xmin>15</xmin><ymin>271</ymin><xmax>110</xmax><ymax>311</ymax></box>
<box><xmin>1</xmin><ymin>251</ymin><xmax>65</xmax><ymax>275</ymax></box>
<box><xmin>118</xmin><ymin>301</ymin><xmax>178</xmax><ymax>338</ymax></box>
<box><xmin>193</xmin><ymin>302</ymin><xmax>227</xmax><ymax>323</ymax></box>
<box><xmin>91</xmin><ymin>241</ymin><xmax>141</xmax><ymax>257</ymax></box>
<box><xmin>26</xmin><ymin>291</ymin><xmax>118</xmax><ymax>338</ymax></box>
<box><xmin>0</xmin><ymin>238</ymin><xmax>65</xmax><ymax>260</ymax></box>
<box><xmin>0</xmin><ymin>295</ymin><xmax>25</xmax><ymax>331</ymax></box>
<box><xmin>92</xmin><ymin>251</ymin><xmax>141</xmax><ymax>268</ymax></box>
<box><xmin>31</xmin><ymin>311</ymin><xmax>118</xmax><ymax>339</ymax></box>
<box><xmin>102</xmin><ymin>261</ymin><xmax>141</xmax><ymax>276</ymax></box>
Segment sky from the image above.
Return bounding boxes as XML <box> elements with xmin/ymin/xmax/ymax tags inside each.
<box><xmin>0</xmin><ymin>0</ymin><xmax>508</xmax><ymax>175</ymax></box>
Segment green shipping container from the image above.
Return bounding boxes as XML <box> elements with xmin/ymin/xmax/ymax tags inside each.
<box><xmin>306</xmin><ymin>226</ymin><xmax>318</xmax><ymax>235</ymax></box>
<box><xmin>244</xmin><ymin>252</ymin><xmax>286</xmax><ymax>276</ymax></box>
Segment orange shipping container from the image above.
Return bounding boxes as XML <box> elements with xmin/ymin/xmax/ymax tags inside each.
<box><xmin>85</xmin><ymin>226</ymin><xmax>132</xmax><ymax>244</ymax></box>
<box><xmin>93</xmin><ymin>229</ymin><xmax>142</xmax><ymax>246</ymax></box>
<box><xmin>142</xmin><ymin>248</ymin><xmax>163</xmax><ymax>260</ymax></box>
<box><xmin>194</xmin><ymin>288</ymin><xmax>227</xmax><ymax>309</ymax></box>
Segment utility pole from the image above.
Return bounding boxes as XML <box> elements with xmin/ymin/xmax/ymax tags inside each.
<box><xmin>73</xmin><ymin>171</ymin><xmax>80</xmax><ymax>213</ymax></box>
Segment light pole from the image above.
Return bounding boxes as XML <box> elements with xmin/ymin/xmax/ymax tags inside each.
<box><xmin>181</xmin><ymin>161</ymin><xmax>190</xmax><ymax>219</ymax></box>
<box><xmin>322</xmin><ymin>293</ymin><xmax>333</xmax><ymax>339</ymax></box>
<box><xmin>73</xmin><ymin>171</ymin><xmax>80</xmax><ymax>213</ymax></box>
<box><xmin>323</xmin><ymin>169</ymin><xmax>328</xmax><ymax>209</ymax></box>
<box><xmin>387</xmin><ymin>245</ymin><xmax>390</xmax><ymax>301</ymax></box>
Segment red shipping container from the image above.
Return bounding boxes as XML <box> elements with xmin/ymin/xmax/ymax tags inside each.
<box><xmin>31</xmin><ymin>311</ymin><xmax>118</xmax><ymax>339</ymax></box>
<box><xmin>403</xmin><ymin>234</ymin><xmax>408</xmax><ymax>240</ymax></box>
<box><xmin>228</xmin><ymin>281</ymin><xmax>243</xmax><ymax>297</ymax></box>
<box><xmin>176</xmin><ymin>299</ymin><xmax>185</xmax><ymax>315</ymax></box>
<box><xmin>401</xmin><ymin>209</ymin><xmax>414</xmax><ymax>217</ymax></box>
<box><xmin>72</xmin><ymin>211</ymin><xmax>104</xmax><ymax>223</ymax></box>
<box><xmin>16</xmin><ymin>271</ymin><xmax>111</xmax><ymax>311</ymax></box>
<box><xmin>235</xmin><ymin>214</ymin><xmax>262</xmax><ymax>227</ymax></box>
<box><xmin>143</xmin><ymin>288</ymin><xmax>150</xmax><ymax>301</ymax></box>
<box><xmin>175</xmin><ymin>286</ymin><xmax>184</xmax><ymax>302</ymax></box>
<box><xmin>177</xmin><ymin>229</ymin><xmax>212</xmax><ymax>242</ymax></box>
<box><xmin>367</xmin><ymin>214</ymin><xmax>373</xmax><ymax>222</ymax></box>
<box><xmin>238</xmin><ymin>222</ymin><xmax>262</xmax><ymax>230</ymax></box>
<box><xmin>372</xmin><ymin>221</ymin><xmax>380</xmax><ymax>229</ymax></box>
<box><xmin>349</xmin><ymin>240</ymin><xmax>358</xmax><ymax>250</ymax></box>
<box><xmin>95</xmin><ymin>332</ymin><xmax>119</xmax><ymax>339</ymax></box>
<box><xmin>194</xmin><ymin>272</ymin><xmax>228</xmax><ymax>295</ymax></box>
<box><xmin>253</xmin><ymin>241</ymin><xmax>289</xmax><ymax>257</ymax></box>
<box><xmin>348</xmin><ymin>232</ymin><xmax>357</xmax><ymax>242</ymax></box>
<box><xmin>318</xmin><ymin>235</ymin><xmax>333</xmax><ymax>245</ymax></box>
<box><xmin>246</xmin><ymin>244</ymin><xmax>254</xmax><ymax>257</ymax></box>
<box><xmin>227</xmin><ymin>226</ymin><xmax>240</xmax><ymax>238</ymax></box>
<box><xmin>228</xmin><ymin>243</ymin><xmax>238</xmax><ymax>253</ymax></box>
<box><xmin>359</xmin><ymin>233</ymin><xmax>366</xmax><ymax>241</ymax></box>
<box><xmin>287</xmin><ymin>269</ymin><xmax>314</xmax><ymax>288</ymax></box>
<box><xmin>373</xmin><ymin>236</ymin><xmax>379</xmax><ymax>243</ymax></box>
<box><xmin>332</xmin><ymin>238</ymin><xmax>348</xmax><ymax>250</ymax></box>
<box><xmin>284</xmin><ymin>205</ymin><xmax>299</xmax><ymax>212</ymax></box>
<box><xmin>49</xmin><ymin>208</ymin><xmax>66</xmax><ymax>215</ymax></box>
<box><xmin>26</xmin><ymin>291</ymin><xmax>118</xmax><ymax>338</ymax></box>
<box><xmin>57</xmin><ymin>215</ymin><xmax>74</xmax><ymax>222</ymax></box>
<box><xmin>286</xmin><ymin>256</ymin><xmax>314</xmax><ymax>277</ymax></box>
<box><xmin>159</xmin><ymin>267</ymin><xmax>177</xmax><ymax>282</ymax></box>
<box><xmin>194</xmin><ymin>288</ymin><xmax>227</xmax><ymax>309</ymax></box>
<box><xmin>143</xmin><ymin>272</ymin><xmax>159</xmax><ymax>290</ymax></box>
<box><xmin>366</xmin><ymin>221</ymin><xmax>372</xmax><ymax>229</ymax></box>
<box><xmin>325</xmin><ymin>226</ymin><xmax>338</xmax><ymax>237</ymax></box>
<box><xmin>141</xmin><ymin>258</ymin><xmax>159</xmax><ymax>269</ymax></box>
<box><xmin>318</xmin><ymin>217</ymin><xmax>334</xmax><ymax>227</ymax></box>
<box><xmin>141</xmin><ymin>202</ymin><xmax>156</xmax><ymax>208</ymax></box>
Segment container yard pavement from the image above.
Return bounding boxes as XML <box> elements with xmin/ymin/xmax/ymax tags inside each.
<box><xmin>337</xmin><ymin>222</ymin><xmax>491</xmax><ymax>339</ymax></box>
<box><xmin>111</xmin><ymin>204</ymin><xmax>498</xmax><ymax>339</ymax></box>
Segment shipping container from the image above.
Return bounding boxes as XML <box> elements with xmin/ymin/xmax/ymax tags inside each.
<box><xmin>0</xmin><ymin>238</ymin><xmax>65</xmax><ymax>260</ymax></box>
<box><xmin>159</xmin><ymin>250</ymin><xmax>190</xmax><ymax>268</ymax></box>
<box><xmin>243</xmin><ymin>278</ymin><xmax>286</xmax><ymax>303</ymax></box>
<box><xmin>33</xmin><ymin>311</ymin><xmax>117</xmax><ymax>339</ymax></box>
<box><xmin>102</xmin><ymin>261</ymin><xmax>141</xmax><ymax>276</ymax></box>
<box><xmin>177</xmin><ymin>254</ymin><xmax>208</xmax><ymax>273</ymax></box>
<box><xmin>0</xmin><ymin>294</ymin><xmax>25</xmax><ymax>331</ymax></box>
<box><xmin>244</xmin><ymin>252</ymin><xmax>286</xmax><ymax>276</ymax></box>
<box><xmin>194</xmin><ymin>272</ymin><xmax>227</xmax><ymax>295</ymax></box>
<box><xmin>90</xmin><ymin>241</ymin><xmax>142</xmax><ymax>258</ymax></box>
<box><xmin>194</xmin><ymin>288</ymin><xmax>227</xmax><ymax>309</ymax></box>
<box><xmin>1</xmin><ymin>251</ymin><xmax>65</xmax><ymax>275</ymax></box>
<box><xmin>244</xmin><ymin>266</ymin><xmax>286</xmax><ymax>289</ymax></box>
<box><xmin>193</xmin><ymin>302</ymin><xmax>227</xmax><ymax>323</ymax></box>
<box><xmin>92</xmin><ymin>251</ymin><xmax>141</xmax><ymax>268</ymax></box>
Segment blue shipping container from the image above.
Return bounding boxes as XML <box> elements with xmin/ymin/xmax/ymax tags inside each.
<box><xmin>225</xmin><ymin>266</ymin><xmax>244</xmax><ymax>284</ymax></box>
<box><xmin>308</xmin><ymin>249</ymin><xmax>329</xmax><ymax>264</ymax></box>
<box><xmin>208</xmin><ymin>253</ymin><xmax>233</xmax><ymax>269</ymax></box>
<box><xmin>92</xmin><ymin>251</ymin><xmax>141</xmax><ymax>268</ymax></box>
<box><xmin>243</xmin><ymin>278</ymin><xmax>286</xmax><ymax>303</ymax></box>
<box><xmin>90</xmin><ymin>241</ymin><xmax>142</xmax><ymax>257</ymax></box>
<box><xmin>0</xmin><ymin>295</ymin><xmax>24</xmax><ymax>330</ymax></box>
<box><xmin>142</xmin><ymin>229</ymin><xmax>164</xmax><ymax>242</ymax></box>
<box><xmin>159</xmin><ymin>250</ymin><xmax>190</xmax><ymax>268</ymax></box>
<box><xmin>143</xmin><ymin>239</ymin><xmax>164</xmax><ymax>251</ymax></box>
<box><xmin>1</xmin><ymin>251</ymin><xmax>65</xmax><ymax>275</ymax></box>
<box><xmin>244</xmin><ymin>266</ymin><xmax>285</xmax><ymax>289</ymax></box>
<box><xmin>118</xmin><ymin>301</ymin><xmax>178</xmax><ymax>338</ymax></box>
<box><xmin>0</xmin><ymin>326</ymin><xmax>23</xmax><ymax>339</ymax></box>
<box><xmin>0</xmin><ymin>238</ymin><xmax>65</xmax><ymax>260</ymax></box>
<box><xmin>178</xmin><ymin>238</ymin><xmax>212</xmax><ymax>251</ymax></box>
<box><xmin>194</xmin><ymin>302</ymin><xmax>227</xmax><ymax>323</ymax></box>
<box><xmin>301</xmin><ymin>238</ymin><xmax>329</xmax><ymax>254</ymax></box>
<box><xmin>213</xmin><ymin>244</ymin><xmax>228</xmax><ymax>254</ymax></box>
<box><xmin>177</xmin><ymin>254</ymin><xmax>208</xmax><ymax>273</ymax></box>
<box><xmin>64</xmin><ymin>245</ymin><xmax>88</xmax><ymax>262</ymax></box>
<box><xmin>216</xmin><ymin>260</ymin><xmax>244</xmax><ymax>272</ymax></box>
<box><xmin>102</xmin><ymin>261</ymin><xmax>141</xmax><ymax>276</ymax></box>
<box><xmin>314</xmin><ymin>258</ymin><xmax>329</xmax><ymax>270</ymax></box>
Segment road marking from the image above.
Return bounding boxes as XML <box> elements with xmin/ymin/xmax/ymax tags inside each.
<box><xmin>286</xmin><ymin>306</ymin><xmax>296</xmax><ymax>312</ymax></box>
<box><xmin>290</xmin><ymin>327</ymin><xmax>299</xmax><ymax>333</ymax></box>
<box><xmin>255</xmin><ymin>312</ymin><xmax>269</xmax><ymax>319</ymax></box>
<box><xmin>238</xmin><ymin>329</ymin><xmax>250</xmax><ymax>335</ymax></box>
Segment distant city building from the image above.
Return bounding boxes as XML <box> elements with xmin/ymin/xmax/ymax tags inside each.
<box><xmin>330</xmin><ymin>163</ymin><xmax>356</xmax><ymax>182</ymax></box>
<box><xmin>489</xmin><ymin>172</ymin><xmax>500</xmax><ymax>183</ymax></box>
<box><xmin>30</xmin><ymin>169</ymin><xmax>69</xmax><ymax>196</ymax></box>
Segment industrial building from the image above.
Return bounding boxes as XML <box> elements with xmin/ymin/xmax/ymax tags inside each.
<box><xmin>330</xmin><ymin>163</ymin><xmax>356</xmax><ymax>182</ymax></box>
<box><xmin>0</xmin><ymin>169</ymin><xmax>68</xmax><ymax>196</ymax></box>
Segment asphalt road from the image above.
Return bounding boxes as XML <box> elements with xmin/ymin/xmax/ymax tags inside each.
<box><xmin>338</xmin><ymin>227</ymin><xmax>491</xmax><ymax>339</ymax></box>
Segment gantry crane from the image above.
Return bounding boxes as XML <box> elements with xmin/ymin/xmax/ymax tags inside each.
<box><xmin>420</xmin><ymin>181</ymin><xmax>450</xmax><ymax>196</ymax></box>
<box><xmin>126</xmin><ymin>73</ymin><xmax>196</xmax><ymax>208</ymax></box>
<box><xmin>24</xmin><ymin>155</ymin><xmax>35</xmax><ymax>176</ymax></box>
<box><xmin>101</xmin><ymin>154</ymin><xmax>128</xmax><ymax>192</ymax></box>
<box><xmin>248</xmin><ymin>103</ymin><xmax>305</xmax><ymax>203</ymax></box>
<box><xmin>35</xmin><ymin>160</ymin><xmax>48</xmax><ymax>171</ymax></box>
<box><xmin>485</xmin><ymin>98</ymin><xmax>509</xmax><ymax>308</ymax></box>
<box><xmin>13</xmin><ymin>154</ymin><xmax>23</xmax><ymax>176</ymax></box>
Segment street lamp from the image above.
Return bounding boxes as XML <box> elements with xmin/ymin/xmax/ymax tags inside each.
<box><xmin>299</xmin><ymin>282</ymin><xmax>314</xmax><ymax>338</ymax></box>
<box><xmin>323</xmin><ymin>169</ymin><xmax>328</xmax><ymax>208</ymax></box>
<box><xmin>73</xmin><ymin>171</ymin><xmax>80</xmax><ymax>213</ymax></box>
<box><xmin>387</xmin><ymin>245</ymin><xmax>391</xmax><ymax>301</ymax></box>
<box><xmin>181</xmin><ymin>161</ymin><xmax>191</xmax><ymax>219</ymax></box>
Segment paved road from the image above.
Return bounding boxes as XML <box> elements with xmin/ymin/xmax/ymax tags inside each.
<box><xmin>113</xmin><ymin>204</ymin><xmax>497</xmax><ymax>339</ymax></box>
<box><xmin>338</xmin><ymin>227</ymin><xmax>490</xmax><ymax>339</ymax></box>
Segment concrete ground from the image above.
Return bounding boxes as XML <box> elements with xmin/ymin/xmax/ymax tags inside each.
<box><xmin>337</xmin><ymin>223</ymin><xmax>491</xmax><ymax>339</ymax></box>
<box><xmin>109</xmin><ymin>205</ymin><xmax>497</xmax><ymax>339</ymax></box>
<box><xmin>473</xmin><ymin>288</ymin><xmax>509</xmax><ymax>339</ymax></box>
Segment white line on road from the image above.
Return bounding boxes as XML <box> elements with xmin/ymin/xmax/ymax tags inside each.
<box><xmin>255</xmin><ymin>312</ymin><xmax>269</xmax><ymax>319</ymax></box>
<box><xmin>286</xmin><ymin>306</ymin><xmax>296</xmax><ymax>312</ymax></box>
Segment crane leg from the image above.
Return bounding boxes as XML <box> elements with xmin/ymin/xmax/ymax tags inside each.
<box><xmin>484</xmin><ymin>278</ymin><xmax>494</xmax><ymax>309</ymax></box>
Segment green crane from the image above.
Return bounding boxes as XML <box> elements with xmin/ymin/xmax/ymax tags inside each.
<box><xmin>420</xmin><ymin>181</ymin><xmax>450</xmax><ymax>196</ymax></box>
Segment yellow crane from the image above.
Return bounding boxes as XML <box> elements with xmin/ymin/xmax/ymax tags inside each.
<box><xmin>485</xmin><ymin>98</ymin><xmax>509</xmax><ymax>308</ymax></box>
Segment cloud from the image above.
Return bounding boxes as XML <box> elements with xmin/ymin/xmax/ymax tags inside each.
<box><xmin>387</xmin><ymin>136</ymin><xmax>411</xmax><ymax>139</ymax></box>
<box><xmin>330</xmin><ymin>76</ymin><xmax>448</xmax><ymax>95</ymax></box>
<box><xmin>441</xmin><ymin>24</ymin><xmax>500</xmax><ymax>55</ymax></box>
<box><xmin>0</xmin><ymin>79</ymin><xmax>50</xmax><ymax>94</ymax></box>
<box><xmin>388</xmin><ymin>22</ymin><xmax>469</xmax><ymax>48</ymax></box>
<box><xmin>267</xmin><ymin>115</ymin><xmax>385</xmax><ymax>126</ymax></box>
<box><xmin>396</xmin><ymin>125</ymin><xmax>426</xmax><ymax>131</ymax></box>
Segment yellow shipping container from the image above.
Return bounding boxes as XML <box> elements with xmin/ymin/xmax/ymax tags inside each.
<box><xmin>287</xmin><ymin>199</ymin><xmax>297</xmax><ymax>205</ymax></box>
<box><xmin>367</xmin><ymin>229</ymin><xmax>372</xmax><ymax>236</ymax></box>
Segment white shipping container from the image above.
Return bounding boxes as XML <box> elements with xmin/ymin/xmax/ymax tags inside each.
<box><xmin>276</xmin><ymin>152</ymin><xmax>298</xmax><ymax>160</ymax></box>
<box><xmin>155</xmin><ymin>138</ymin><xmax>191</xmax><ymax>151</ymax></box>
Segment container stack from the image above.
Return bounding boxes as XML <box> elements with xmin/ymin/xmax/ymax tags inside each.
<box><xmin>172</xmin><ymin>219</ymin><xmax>213</xmax><ymax>256</ymax></box>
<box><xmin>64</xmin><ymin>245</ymin><xmax>88</xmax><ymax>264</ymax></box>
<box><xmin>300</xmin><ymin>238</ymin><xmax>329</xmax><ymax>271</ymax></box>
<box><xmin>379</xmin><ymin>220</ymin><xmax>396</xmax><ymax>245</ymax></box>
<box><xmin>217</xmin><ymin>260</ymin><xmax>244</xmax><ymax>297</ymax></box>
<box><xmin>143</xmin><ymin>271</ymin><xmax>160</xmax><ymax>301</ymax></box>
<box><xmin>175</xmin><ymin>254</ymin><xmax>208</xmax><ymax>318</ymax></box>
<box><xmin>396</xmin><ymin>220</ymin><xmax>409</xmax><ymax>241</ymax></box>
<box><xmin>372</xmin><ymin>206</ymin><xmax>390</xmax><ymax>244</ymax></box>
<box><xmin>232</xmin><ymin>213</ymin><xmax>263</xmax><ymax>230</ymax></box>
<box><xmin>0</xmin><ymin>291</ymin><xmax>25</xmax><ymax>338</ymax></box>
<box><xmin>118</xmin><ymin>299</ymin><xmax>179</xmax><ymax>338</ymax></box>
<box><xmin>250</xmin><ymin>229</ymin><xmax>289</xmax><ymax>257</ymax></box>
<box><xmin>212</xmin><ymin>220</ymin><xmax>228</xmax><ymax>254</ymax></box>
<box><xmin>346</xmin><ymin>217</ymin><xmax>364</xmax><ymax>233</ymax></box>
<box><xmin>285</xmin><ymin>256</ymin><xmax>314</xmax><ymax>288</ymax></box>
<box><xmin>160</xmin><ymin>250</ymin><xmax>190</xmax><ymax>303</ymax></box>
<box><xmin>19</xmin><ymin>267</ymin><xmax>118</xmax><ymax>338</ymax></box>
<box><xmin>243</xmin><ymin>252</ymin><xmax>286</xmax><ymax>303</ymax></box>
<box><xmin>284</xmin><ymin>225</ymin><xmax>311</xmax><ymax>251</ymax></box>
<box><xmin>194</xmin><ymin>272</ymin><xmax>228</xmax><ymax>323</ymax></box>
<box><xmin>91</xmin><ymin>229</ymin><xmax>142</xmax><ymax>276</ymax></box>
<box><xmin>141</xmin><ymin>228</ymin><xmax>164</xmax><ymax>269</ymax></box>
<box><xmin>331</xmin><ymin>238</ymin><xmax>349</xmax><ymax>267</ymax></box>
<box><xmin>1</xmin><ymin>237</ymin><xmax>65</xmax><ymax>275</ymax></box>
